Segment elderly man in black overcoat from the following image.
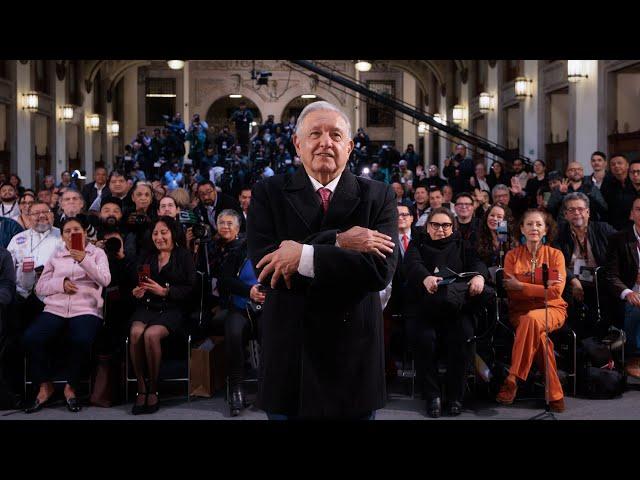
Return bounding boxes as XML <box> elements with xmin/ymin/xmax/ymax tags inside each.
<box><xmin>247</xmin><ymin>101</ymin><xmax>398</xmax><ymax>419</ymax></box>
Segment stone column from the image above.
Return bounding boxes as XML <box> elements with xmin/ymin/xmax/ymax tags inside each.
<box><xmin>82</xmin><ymin>86</ymin><xmax>94</xmax><ymax>181</ymax></box>
<box><xmin>572</xmin><ymin>60</ymin><xmax>600</xmax><ymax>169</ymax></box>
<box><xmin>438</xmin><ymin>93</ymin><xmax>448</xmax><ymax>173</ymax></box>
<box><xmin>54</xmin><ymin>74</ymin><xmax>67</xmax><ymax>181</ymax></box>
<box><xmin>402</xmin><ymin>71</ymin><xmax>417</xmax><ymax>152</ymax></box>
<box><xmin>486</xmin><ymin>62</ymin><xmax>499</xmax><ymax>150</ymax></box>
<box><xmin>123</xmin><ymin>68</ymin><xmax>138</xmax><ymax>147</ymax></box>
<box><xmin>522</xmin><ymin>60</ymin><xmax>540</xmax><ymax>159</ymax></box>
<box><xmin>15</xmin><ymin>62</ymin><xmax>33</xmax><ymax>186</ymax></box>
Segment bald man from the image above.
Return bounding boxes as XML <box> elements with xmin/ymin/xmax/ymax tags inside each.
<box><xmin>547</xmin><ymin>161</ymin><xmax>608</xmax><ymax>221</ymax></box>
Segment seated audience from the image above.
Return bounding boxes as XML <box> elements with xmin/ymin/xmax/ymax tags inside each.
<box><xmin>487</xmin><ymin>161</ymin><xmax>509</xmax><ymax>190</ymax></box>
<box><xmin>588</xmin><ymin>151</ymin><xmax>608</xmax><ymax>190</ymax></box>
<box><xmin>600</xmin><ymin>154</ymin><xmax>636</xmax><ymax>230</ymax></box>
<box><xmin>497</xmin><ymin>209</ymin><xmax>568</xmax><ymax>412</ymax></box>
<box><xmin>453</xmin><ymin>192</ymin><xmax>480</xmax><ymax>248</ymax></box>
<box><xmin>547</xmin><ymin>162</ymin><xmax>607</xmax><ymax>221</ymax></box>
<box><xmin>16</xmin><ymin>192</ymin><xmax>35</xmax><ymax>230</ymax></box>
<box><xmin>524</xmin><ymin>160</ymin><xmax>548</xmax><ymax>208</ymax></box>
<box><xmin>23</xmin><ymin>215</ymin><xmax>110</xmax><ymax>413</ymax></box>
<box><xmin>476</xmin><ymin>204</ymin><xmax>517</xmax><ymax>270</ymax></box>
<box><xmin>0</xmin><ymin>183</ymin><xmax>20</xmax><ymax>220</ymax></box>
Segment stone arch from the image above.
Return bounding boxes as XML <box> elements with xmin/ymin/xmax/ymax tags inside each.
<box><xmin>280</xmin><ymin>95</ymin><xmax>327</xmax><ymax>125</ymax></box>
<box><xmin>275</xmin><ymin>86</ymin><xmax>348</xmax><ymax>124</ymax></box>
<box><xmin>204</xmin><ymin>94</ymin><xmax>264</xmax><ymax>135</ymax></box>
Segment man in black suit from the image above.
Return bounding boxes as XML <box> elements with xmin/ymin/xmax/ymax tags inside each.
<box><xmin>193</xmin><ymin>180</ymin><xmax>245</xmax><ymax>233</ymax></box>
<box><xmin>247</xmin><ymin>101</ymin><xmax>398</xmax><ymax>419</ymax></box>
<box><xmin>605</xmin><ymin>196</ymin><xmax>640</xmax><ymax>378</ymax></box>
<box><xmin>81</xmin><ymin>167</ymin><xmax>110</xmax><ymax>209</ymax></box>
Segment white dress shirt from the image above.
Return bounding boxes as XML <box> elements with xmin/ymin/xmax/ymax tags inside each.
<box><xmin>297</xmin><ymin>173</ymin><xmax>343</xmax><ymax>278</ymax></box>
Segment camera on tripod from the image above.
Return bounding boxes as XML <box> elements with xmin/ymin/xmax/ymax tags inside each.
<box><xmin>178</xmin><ymin>210</ymin><xmax>212</xmax><ymax>242</ymax></box>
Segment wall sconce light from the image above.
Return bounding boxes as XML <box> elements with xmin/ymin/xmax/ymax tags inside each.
<box><xmin>418</xmin><ymin>122</ymin><xmax>427</xmax><ymax>137</ymax></box>
<box><xmin>514</xmin><ymin>77</ymin><xmax>533</xmax><ymax>99</ymax></box>
<box><xmin>22</xmin><ymin>91</ymin><xmax>39</xmax><ymax>111</ymax></box>
<box><xmin>355</xmin><ymin>60</ymin><xmax>372</xmax><ymax>72</ymax></box>
<box><xmin>300</xmin><ymin>94</ymin><xmax>317</xmax><ymax>99</ymax></box>
<box><xmin>479</xmin><ymin>92</ymin><xmax>494</xmax><ymax>113</ymax></box>
<box><xmin>432</xmin><ymin>113</ymin><xmax>444</xmax><ymax>125</ymax></box>
<box><xmin>167</xmin><ymin>60</ymin><xmax>185</xmax><ymax>70</ymax></box>
<box><xmin>229</xmin><ymin>94</ymin><xmax>243</xmax><ymax>99</ymax></box>
<box><xmin>87</xmin><ymin>114</ymin><xmax>100</xmax><ymax>131</ymax></box>
<box><xmin>60</xmin><ymin>105</ymin><xmax>74</xmax><ymax>121</ymax></box>
<box><xmin>452</xmin><ymin>104</ymin><xmax>465</xmax><ymax>124</ymax></box>
<box><xmin>108</xmin><ymin>120</ymin><xmax>120</xmax><ymax>137</ymax></box>
<box><xmin>567</xmin><ymin>60</ymin><xmax>588</xmax><ymax>83</ymax></box>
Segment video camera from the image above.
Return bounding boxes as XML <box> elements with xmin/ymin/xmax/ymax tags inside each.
<box><xmin>178</xmin><ymin>210</ymin><xmax>212</xmax><ymax>242</ymax></box>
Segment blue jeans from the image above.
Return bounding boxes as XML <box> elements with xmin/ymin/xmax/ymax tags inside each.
<box><xmin>624</xmin><ymin>303</ymin><xmax>640</xmax><ymax>355</ymax></box>
<box><xmin>267</xmin><ymin>411</ymin><xmax>376</xmax><ymax>421</ymax></box>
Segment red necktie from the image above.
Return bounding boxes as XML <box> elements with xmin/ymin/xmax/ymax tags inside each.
<box><xmin>318</xmin><ymin>187</ymin><xmax>331</xmax><ymax>214</ymax></box>
<box><xmin>402</xmin><ymin>234</ymin><xmax>409</xmax><ymax>253</ymax></box>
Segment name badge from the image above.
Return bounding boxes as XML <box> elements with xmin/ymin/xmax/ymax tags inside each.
<box><xmin>22</xmin><ymin>256</ymin><xmax>35</xmax><ymax>273</ymax></box>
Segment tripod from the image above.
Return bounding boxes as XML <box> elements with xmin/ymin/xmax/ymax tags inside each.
<box><xmin>529</xmin><ymin>263</ymin><xmax>557</xmax><ymax>421</ymax></box>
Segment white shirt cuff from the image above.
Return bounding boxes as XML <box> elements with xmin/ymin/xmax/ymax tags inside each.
<box><xmin>621</xmin><ymin>288</ymin><xmax>633</xmax><ymax>300</ymax></box>
<box><xmin>298</xmin><ymin>244</ymin><xmax>315</xmax><ymax>278</ymax></box>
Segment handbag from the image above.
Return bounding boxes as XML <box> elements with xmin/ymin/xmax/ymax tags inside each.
<box><xmin>90</xmin><ymin>354</ymin><xmax>116</xmax><ymax>408</ymax></box>
<box><xmin>231</xmin><ymin>258</ymin><xmax>258</xmax><ymax>311</ymax></box>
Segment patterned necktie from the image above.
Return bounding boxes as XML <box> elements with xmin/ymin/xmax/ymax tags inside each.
<box><xmin>318</xmin><ymin>187</ymin><xmax>331</xmax><ymax>214</ymax></box>
<box><xmin>402</xmin><ymin>234</ymin><xmax>409</xmax><ymax>253</ymax></box>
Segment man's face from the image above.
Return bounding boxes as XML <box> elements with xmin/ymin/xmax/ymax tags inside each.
<box><xmin>610</xmin><ymin>156</ymin><xmax>628</xmax><ymax>178</ymax></box>
<box><xmin>414</xmin><ymin>187</ymin><xmax>428</xmax><ymax>205</ymax></box>
<box><xmin>198</xmin><ymin>184</ymin><xmax>217</xmax><ymax>206</ymax></box>
<box><xmin>392</xmin><ymin>183</ymin><xmax>404</xmax><ymax>199</ymax></box>
<box><xmin>565</xmin><ymin>199</ymin><xmax>590</xmax><ymax>228</ymax></box>
<box><xmin>0</xmin><ymin>185</ymin><xmax>16</xmax><ymax>202</ymax></box>
<box><xmin>429</xmin><ymin>191</ymin><xmax>443</xmax><ymax>209</ymax></box>
<box><xmin>95</xmin><ymin>168</ymin><xmax>107</xmax><ymax>185</ymax></box>
<box><xmin>397</xmin><ymin>206</ymin><xmax>413</xmax><ymax>231</ymax></box>
<box><xmin>100</xmin><ymin>203</ymin><xmax>123</xmax><ymax>222</ymax></box>
<box><xmin>454</xmin><ymin>195</ymin><xmax>475</xmax><ymax>220</ymax></box>
<box><xmin>566</xmin><ymin>162</ymin><xmax>584</xmax><ymax>182</ymax></box>
<box><xmin>455</xmin><ymin>145</ymin><xmax>466</xmax><ymax>157</ymax></box>
<box><xmin>61</xmin><ymin>172</ymin><xmax>71</xmax><ymax>184</ymax></box>
<box><xmin>238</xmin><ymin>189</ymin><xmax>252</xmax><ymax>212</ymax></box>
<box><xmin>629</xmin><ymin>163</ymin><xmax>640</xmax><ymax>186</ymax></box>
<box><xmin>493</xmin><ymin>189</ymin><xmax>510</xmax><ymax>206</ymax></box>
<box><xmin>475</xmin><ymin>163</ymin><xmax>486</xmax><ymax>178</ymax></box>
<box><xmin>60</xmin><ymin>191</ymin><xmax>83</xmax><ymax>215</ymax></box>
<box><xmin>443</xmin><ymin>186</ymin><xmax>453</xmax><ymax>202</ymax></box>
<box><xmin>428</xmin><ymin>165</ymin><xmax>438</xmax><ymax>177</ymax></box>
<box><xmin>29</xmin><ymin>204</ymin><xmax>53</xmax><ymax>232</ymax></box>
<box><xmin>513</xmin><ymin>160</ymin><xmax>524</xmax><ymax>173</ymax></box>
<box><xmin>371</xmin><ymin>163</ymin><xmax>379</xmax><ymax>173</ymax></box>
<box><xmin>591</xmin><ymin>155</ymin><xmax>606</xmax><ymax>172</ymax></box>
<box><xmin>109</xmin><ymin>175</ymin><xmax>128</xmax><ymax>196</ymax></box>
<box><xmin>158</xmin><ymin>197</ymin><xmax>178</xmax><ymax>218</ymax></box>
<box><xmin>292</xmin><ymin>109</ymin><xmax>353</xmax><ymax>182</ymax></box>
<box><xmin>37</xmin><ymin>190</ymin><xmax>52</xmax><ymax>205</ymax></box>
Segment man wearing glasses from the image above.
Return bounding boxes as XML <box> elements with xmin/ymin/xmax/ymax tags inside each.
<box><xmin>553</xmin><ymin>192</ymin><xmax>616</xmax><ymax>339</ymax></box>
<box><xmin>453</xmin><ymin>192</ymin><xmax>480</xmax><ymax>248</ymax></box>
<box><xmin>547</xmin><ymin>161</ymin><xmax>608</xmax><ymax>221</ymax></box>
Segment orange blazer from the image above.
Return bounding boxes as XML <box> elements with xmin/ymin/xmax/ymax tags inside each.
<box><xmin>503</xmin><ymin>244</ymin><xmax>568</xmax><ymax>313</ymax></box>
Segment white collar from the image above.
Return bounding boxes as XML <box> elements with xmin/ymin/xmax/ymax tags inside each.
<box><xmin>308</xmin><ymin>172</ymin><xmax>342</xmax><ymax>194</ymax></box>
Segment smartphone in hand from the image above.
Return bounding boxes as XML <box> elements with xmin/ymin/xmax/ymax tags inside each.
<box><xmin>71</xmin><ymin>232</ymin><xmax>84</xmax><ymax>251</ymax></box>
<box><xmin>137</xmin><ymin>264</ymin><xmax>151</xmax><ymax>286</ymax></box>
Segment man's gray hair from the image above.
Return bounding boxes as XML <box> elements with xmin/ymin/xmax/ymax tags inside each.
<box><xmin>492</xmin><ymin>184</ymin><xmax>510</xmax><ymax>196</ymax></box>
<box><xmin>295</xmin><ymin>101</ymin><xmax>352</xmax><ymax>139</ymax></box>
<box><xmin>218</xmin><ymin>209</ymin><xmax>242</xmax><ymax>229</ymax></box>
<box><xmin>562</xmin><ymin>191</ymin><xmax>590</xmax><ymax>210</ymax></box>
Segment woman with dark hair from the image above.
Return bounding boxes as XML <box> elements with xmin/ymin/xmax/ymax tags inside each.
<box><xmin>16</xmin><ymin>191</ymin><xmax>35</xmax><ymax>229</ymax></box>
<box><xmin>23</xmin><ymin>215</ymin><xmax>111</xmax><ymax>413</ymax></box>
<box><xmin>10</xmin><ymin>174</ymin><xmax>25</xmax><ymax>197</ymax></box>
<box><xmin>497</xmin><ymin>208</ymin><xmax>568</xmax><ymax>412</ymax></box>
<box><xmin>525</xmin><ymin>160</ymin><xmax>548</xmax><ymax>207</ymax></box>
<box><xmin>128</xmin><ymin>216</ymin><xmax>196</xmax><ymax>415</ymax></box>
<box><xmin>404</xmin><ymin>207</ymin><xmax>490</xmax><ymax>417</ymax></box>
<box><xmin>124</xmin><ymin>181</ymin><xmax>158</xmax><ymax>261</ymax></box>
<box><xmin>476</xmin><ymin>204</ymin><xmax>517</xmax><ymax>269</ymax></box>
<box><xmin>487</xmin><ymin>161</ymin><xmax>509</xmax><ymax>190</ymax></box>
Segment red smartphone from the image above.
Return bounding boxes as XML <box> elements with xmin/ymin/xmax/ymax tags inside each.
<box><xmin>137</xmin><ymin>264</ymin><xmax>151</xmax><ymax>285</ymax></box>
<box><xmin>534</xmin><ymin>267</ymin><xmax>560</xmax><ymax>284</ymax></box>
<box><xmin>71</xmin><ymin>232</ymin><xmax>83</xmax><ymax>251</ymax></box>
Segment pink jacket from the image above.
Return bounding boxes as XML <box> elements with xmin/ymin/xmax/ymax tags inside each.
<box><xmin>36</xmin><ymin>243</ymin><xmax>111</xmax><ymax>319</ymax></box>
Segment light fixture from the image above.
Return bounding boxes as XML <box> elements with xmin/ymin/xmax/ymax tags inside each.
<box><xmin>108</xmin><ymin>120</ymin><xmax>120</xmax><ymax>137</ymax></box>
<box><xmin>432</xmin><ymin>113</ymin><xmax>444</xmax><ymax>124</ymax></box>
<box><xmin>418</xmin><ymin>122</ymin><xmax>427</xmax><ymax>137</ymax></box>
<box><xmin>229</xmin><ymin>94</ymin><xmax>243</xmax><ymax>99</ymax></box>
<box><xmin>567</xmin><ymin>60</ymin><xmax>588</xmax><ymax>83</ymax></box>
<box><xmin>22</xmin><ymin>91</ymin><xmax>39</xmax><ymax>111</ymax></box>
<box><xmin>479</xmin><ymin>92</ymin><xmax>494</xmax><ymax>113</ymax></box>
<box><xmin>60</xmin><ymin>104</ymin><xmax>74</xmax><ymax>121</ymax></box>
<box><xmin>87</xmin><ymin>114</ymin><xmax>100</xmax><ymax>131</ymax></box>
<box><xmin>514</xmin><ymin>77</ymin><xmax>533</xmax><ymax>99</ymax></box>
<box><xmin>300</xmin><ymin>94</ymin><xmax>317</xmax><ymax>99</ymax></box>
<box><xmin>452</xmin><ymin>105</ymin><xmax>465</xmax><ymax>125</ymax></box>
<box><xmin>355</xmin><ymin>60</ymin><xmax>372</xmax><ymax>72</ymax></box>
<box><xmin>251</xmin><ymin>121</ymin><xmax>257</xmax><ymax>127</ymax></box>
<box><xmin>145</xmin><ymin>93</ymin><xmax>176</xmax><ymax>98</ymax></box>
<box><xmin>167</xmin><ymin>60</ymin><xmax>185</xmax><ymax>70</ymax></box>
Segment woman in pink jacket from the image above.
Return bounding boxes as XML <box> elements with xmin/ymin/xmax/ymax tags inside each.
<box><xmin>23</xmin><ymin>215</ymin><xmax>111</xmax><ymax>413</ymax></box>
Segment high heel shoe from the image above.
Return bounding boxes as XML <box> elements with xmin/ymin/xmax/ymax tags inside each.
<box><xmin>65</xmin><ymin>396</ymin><xmax>82</xmax><ymax>413</ymax></box>
<box><xmin>131</xmin><ymin>392</ymin><xmax>147</xmax><ymax>415</ymax></box>
<box><xmin>496</xmin><ymin>377</ymin><xmax>518</xmax><ymax>405</ymax></box>
<box><xmin>24</xmin><ymin>394</ymin><xmax>53</xmax><ymax>414</ymax></box>
<box><xmin>145</xmin><ymin>392</ymin><xmax>159</xmax><ymax>414</ymax></box>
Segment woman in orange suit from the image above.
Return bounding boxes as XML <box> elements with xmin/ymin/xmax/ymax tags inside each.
<box><xmin>497</xmin><ymin>208</ymin><xmax>568</xmax><ymax>412</ymax></box>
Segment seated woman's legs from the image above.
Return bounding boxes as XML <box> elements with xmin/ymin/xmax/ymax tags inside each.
<box><xmin>23</xmin><ymin>312</ymin><xmax>66</xmax><ymax>402</ymax></box>
<box><xmin>65</xmin><ymin>315</ymin><xmax>102</xmax><ymax>400</ymax></box>
<box><xmin>224</xmin><ymin>310</ymin><xmax>251</xmax><ymax>389</ymax></box>
<box><xmin>129</xmin><ymin>321</ymin><xmax>147</xmax><ymax>406</ymax></box>
<box><xmin>406</xmin><ymin>314</ymin><xmax>438</xmax><ymax>400</ymax></box>
<box><xmin>445</xmin><ymin>311</ymin><xmax>474</xmax><ymax>405</ymax></box>
<box><xmin>142</xmin><ymin>325</ymin><xmax>170</xmax><ymax>408</ymax></box>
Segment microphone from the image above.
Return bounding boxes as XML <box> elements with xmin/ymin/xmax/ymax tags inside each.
<box><xmin>542</xmin><ymin>263</ymin><xmax>549</xmax><ymax>289</ymax></box>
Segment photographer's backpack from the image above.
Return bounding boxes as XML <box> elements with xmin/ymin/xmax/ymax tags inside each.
<box><xmin>577</xmin><ymin>327</ymin><xmax>627</xmax><ymax>399</ymax></box>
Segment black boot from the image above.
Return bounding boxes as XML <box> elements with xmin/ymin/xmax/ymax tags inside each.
<box><xmin>230</xmin><ymin>385</ymin><xmax>244</xmax><ymax>417</ymax></box>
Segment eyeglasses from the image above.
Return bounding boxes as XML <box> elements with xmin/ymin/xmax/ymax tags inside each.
<box><xmin>217</xmin><ymin>221</ymin><xmax>236</xmax><ymax>228</ymax></box>
<box><xmin>398</xmin><ymin>213</ymin><xmax>412</xmax><ymax>217</ymax></box>
<box><xmin>566</xmin><ymin>207</ymin><xmax>587</xmax><ymax>214</ymax></box>
<box><xmin>567</xmin><ymin>168</ymin><xmax>583</xmax><ymax>172</ymax></box>
<box><xmin>630</xmin><ymin>170</ymin><xmax>640</xmax><ymax>176</ymax></box>
<box><xmin>199</xmin><ymin>189</ymin><xmax>216</xmax><ymax>195</ymax></box>
<box><xmin>455</xmin><ymin>202</ymin><xmax>473</xmax><ymax>208</ymax></box>
<box><xmin>29</xmin><ymin>210</ymin><xmax>52</xmax><ymax>217</ymax></box>
<box><xmin>428</xmin><ymin>222</ymin><xmax>453</xmax><ymax>231</ymax></box>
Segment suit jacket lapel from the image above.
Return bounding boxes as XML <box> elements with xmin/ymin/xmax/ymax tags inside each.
<box><xmin>284</xmin><ymin>168</ymin><xmax>323</xmax><ymax>234</ymax></box>
<box><xmin>625</xmin><ymin>228</ymin><xmax>639</xmax><ymax>271</ymax></box>
<box><xmin>321</xmin><ymin>171</ymin><xmax>361</xmax><ymax>229</ymax></box>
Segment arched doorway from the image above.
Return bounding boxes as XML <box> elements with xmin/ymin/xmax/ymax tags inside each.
<box><xmin>281</xmin><ymin>96</ymin><xmax>325</xmax><ymax>125</ymax></box>
<box><xmin>205</xmin><ymin>96</ymin><xmax>262</xmax><ymax>137</ymax></box>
